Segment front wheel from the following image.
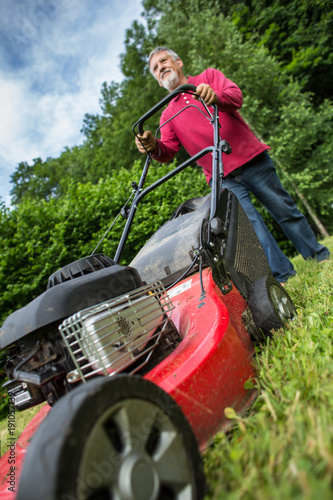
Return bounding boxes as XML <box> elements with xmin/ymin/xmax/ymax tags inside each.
<box><xmin>17</xmin><ymin>375</ymin><xmax>205</xmax><ymax>500</ymax></box>
<box><xmin>247</xmin><ymin>276</ymin><xmax>296</xmax><ymax>342</ymax></box>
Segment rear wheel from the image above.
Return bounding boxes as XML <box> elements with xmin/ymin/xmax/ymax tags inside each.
<box><xmin>247</xmin><ymin>276</ymin><xmax>296</xmax><ymax>341</ymax></box>
<box><xmin>17</xmin><ymin>375</ymin><xmax>205</xmax><ymax>500</ymax></box>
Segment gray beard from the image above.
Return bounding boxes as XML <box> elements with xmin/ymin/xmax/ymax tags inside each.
<box><xmin>161</xmin><ymin>69</ymin><xmax>179</xmax><ymax>91</ymax></box>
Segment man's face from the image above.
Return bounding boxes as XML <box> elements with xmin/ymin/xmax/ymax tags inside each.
<box><xmin>150</xmin><ymin>51</ymin><xmax>185</xmax><ymax>91</ymax></box>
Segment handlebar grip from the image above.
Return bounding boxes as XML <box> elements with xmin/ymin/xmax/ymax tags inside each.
<box><xmin>135</xmin><ymin>84</ymin><xmax>197</xmax><ymax>136</ymax></box>
<box><xmin>176</xmin><ymin>83</ymin><xmax>197</xmax><ymax>93</ymax></box>
<box><xmin>137</xmin><ymin>122</ymin><xmax>145</xmax><ymax>137</ymax></box>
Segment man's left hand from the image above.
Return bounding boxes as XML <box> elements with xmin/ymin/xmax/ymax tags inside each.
<box><xmin>195</xmin><ymin>84</ymin><xmax>217</xmax><ymax>106</ymax></box>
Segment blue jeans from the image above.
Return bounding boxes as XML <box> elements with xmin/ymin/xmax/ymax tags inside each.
<box><xmin>223</xmin><ymin>152</ymin><xmax>330</xmax><ymax>282</ymax></box>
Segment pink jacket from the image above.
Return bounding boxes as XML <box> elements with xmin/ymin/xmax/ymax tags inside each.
<box><xmin>152</xmin><ymin>68</ymin><xmax>269</xmax><ymax>183</ymax></box>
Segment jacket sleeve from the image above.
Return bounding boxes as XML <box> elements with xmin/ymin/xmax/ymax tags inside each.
<box><xmin>203</xmin><ymin>68</ymin><xmax>243</xmax><ymax>112</ymax></box>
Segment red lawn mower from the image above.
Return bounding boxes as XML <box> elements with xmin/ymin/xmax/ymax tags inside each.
<box><xmin>0</xmin><ymin>85</ymin><xmax>296</xmax><ymax>500</ymax></box>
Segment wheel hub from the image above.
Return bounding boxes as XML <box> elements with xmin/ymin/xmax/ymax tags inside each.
<box><xmin>271</xmin><ymin>284</ymin><xmax>294</xmax><ymax>322</ymax></box>
<box><xmin>118</xmin><ymin>452</ymin><xmax>160</xmax><ymax>500</ymax></box>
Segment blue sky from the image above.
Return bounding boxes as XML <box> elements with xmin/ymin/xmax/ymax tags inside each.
<box><xmin>0</xmin><ymin>0</ymin><xmax>144</xmax><ymax>206</ymax></box>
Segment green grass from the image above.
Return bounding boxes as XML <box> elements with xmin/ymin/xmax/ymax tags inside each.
<box><xmin>0</xmin><ymin>402</ymin><xmax>46</xmax><ymax>451</ymax></box>
<box><xmin>204</xmin><ymin>236</ymin><xmax>333</xmax><ymax>499</ymax></box>
<box><xmin>0</xmin><ymin>238</ymin><xmax>332</xmax><ymax>499</ymax></box>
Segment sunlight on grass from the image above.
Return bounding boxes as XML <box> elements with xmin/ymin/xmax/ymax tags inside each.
<box><xmin>0</xmin><ymin>403</ymin><xmax>45</xmax><ymax>446</ymax></box>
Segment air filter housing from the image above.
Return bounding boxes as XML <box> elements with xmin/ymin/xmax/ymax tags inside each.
<box><xmin>59</xmin><ymin>281</ymin><xmax>174</xmax><ymax>383</ymax></box>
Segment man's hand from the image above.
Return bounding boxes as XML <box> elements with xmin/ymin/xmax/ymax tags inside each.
<box><xmin>135</xmin><ymin>130</ymin><xmax>156</xmax><ymax>154</ymax></box>
<box><xmin>195</xmin><ymin>83</ymin><xmax>217</xmax><ymax>106</ymax></box>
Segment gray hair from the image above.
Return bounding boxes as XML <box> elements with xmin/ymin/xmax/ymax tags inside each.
<box><xmin>148</xmin><ymin>47</ymin><xmax>181</xmax><ymax>74</ymax></box>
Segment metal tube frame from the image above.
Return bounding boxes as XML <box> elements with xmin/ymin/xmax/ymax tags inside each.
<box><xmin>114</xmin><ymin>91</ymin><xmax>223</xmax><ymax>264</ymax></box>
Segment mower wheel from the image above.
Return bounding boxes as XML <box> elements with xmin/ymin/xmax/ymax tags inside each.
<box><xmin>17</xmin><ymin>375</ymin><xmax>205</xmax><ymax>500</ymax></box>
<box><xmin>247</xmin><ymin>276</ymin><xmax>296</xmax><ymax>341</ymax></box>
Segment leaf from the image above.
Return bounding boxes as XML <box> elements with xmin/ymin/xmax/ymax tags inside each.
<box><xmin>244</xmin><ymin>378</ymin><xmax>256</xmax><ymax>390</ymax></box>
<box><xmin>224</xmin><ymin>407</ymin><xmax>237</xmax><ymax>420</ymax></box>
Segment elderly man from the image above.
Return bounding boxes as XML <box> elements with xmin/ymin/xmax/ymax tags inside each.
<box><xmin>135</xmin><ymin>46</ymin><xmax>330</xmax><ymax>283</ymax></box>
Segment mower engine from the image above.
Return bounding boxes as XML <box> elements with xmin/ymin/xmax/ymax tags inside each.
<box><xmin>59</xmin><ymin>282</ymin><xmax>173</xmax><ymax>383</ymax></box>
<box><xmin>1</xmin><ymin>256</ymin><xmax>175</xmax><ymax>412</ymax></box>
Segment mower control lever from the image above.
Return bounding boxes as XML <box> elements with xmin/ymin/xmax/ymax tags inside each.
<box><xmin>134</xmin><ymin>84</ymin><xmax>197</xmax><ymax>135</ymax></box>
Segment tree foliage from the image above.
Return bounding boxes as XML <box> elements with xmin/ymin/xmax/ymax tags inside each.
<box><xmin>230</xmin><ymin>0</ymin><xmax>333</xmax><ymax>103</ymax></box>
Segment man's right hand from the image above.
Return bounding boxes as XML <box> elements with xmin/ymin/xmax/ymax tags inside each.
<box><xmin>135</xmin><ymin>131</ymin><xmax>156</xmax><ymax>154</ymax></box>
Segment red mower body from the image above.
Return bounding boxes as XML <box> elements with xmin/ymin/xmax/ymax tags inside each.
<box><xmin>0</xmin><ymin>267</ymin><xmax>257</xmax><ymax>498</ymax></box>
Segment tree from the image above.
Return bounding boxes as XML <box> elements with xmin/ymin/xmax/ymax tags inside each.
<box><xmin>230</xmin><ymin>0</ymin><xmax>333</xmax><ymax>104</ymax></box>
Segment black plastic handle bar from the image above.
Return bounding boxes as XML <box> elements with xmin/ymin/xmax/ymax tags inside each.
<box><xmin>133</xmin><ymin>84</ymin><xmax>197</xmax><ymax>135</ymax></box>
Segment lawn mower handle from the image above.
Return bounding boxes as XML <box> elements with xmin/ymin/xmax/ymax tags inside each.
<box><xmin>134</xmin><ymin>84</ymin><xmax>197</xmax><ymax>135</ymax></box>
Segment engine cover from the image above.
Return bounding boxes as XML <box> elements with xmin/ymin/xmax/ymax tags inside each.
<box><xmin>0</xmin><ymin>264</ymin><xmax>143</xmax><ymax>348</ymax></box>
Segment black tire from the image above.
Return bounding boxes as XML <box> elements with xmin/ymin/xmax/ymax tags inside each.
<box><xmin>247</xmin><ymin>276</ymin><xmax>296</xmax><ymax>341</ymax></box>
<box><xmin>17</xmin><ymin>375</ymin><xmax>205</xmax><ymax>500</ymax></box>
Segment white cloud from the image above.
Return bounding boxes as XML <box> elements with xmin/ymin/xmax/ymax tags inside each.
<box><xmin>0</xmin><ymin>0</ymin><xmax>144</xmax><ymax>206</ymax></box>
